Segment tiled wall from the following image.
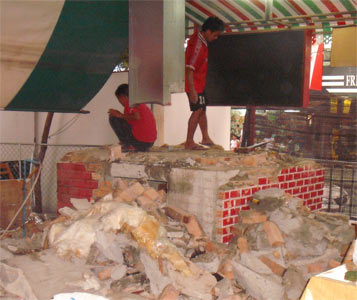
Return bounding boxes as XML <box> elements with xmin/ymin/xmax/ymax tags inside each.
<box><xmin>216</xmin><ymin>165</ymin><xmax>325</xmax><ymax>243</ymax></box>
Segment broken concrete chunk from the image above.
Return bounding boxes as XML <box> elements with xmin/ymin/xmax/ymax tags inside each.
<box><xmin>158</xmin><ymin>284</ymin><xmax>180</xmax><ymax>300</ymax></box>
<box><xmin>237</xmin><ymin>237</ymin><xmax>249</xmax><ymax>253</ymax></box>
<box><xmin>262</xmin><ymin>221</ymin><xmax>285</xmax><ymax>247</ymax></box>
<box><xmin>167</xmin><ymin>261</ymin><xmax>217</xmax><ymax>300</ymax></box>
<box><xmin>108</xmin><ymin>144</ymin><xmax>123</xmax><ymax>162</ymax></box>
<box><xmin>191</xmin><ymin>252</ymin><xmax>221</xmax><ymax>273</ymax></box>
<box><xmin>110</xmin><ymin>264</ymin><xmax>128</xmax><ymax>281</ymax></box>
<box><xmin>249</xmin><ymin>188</ymin><xmax>286</xmax><ymax>212</ymax></box>
<box><xmin>214</xmin><ymin>278</ymin><xmax>234</xmax><ymax>300</ymax></box>
<box><xmin>283</xmin><ymin>266</ymin><xmax>306</xmax><ymax>300</ymax></box>
<box><xmin>232</xmin><ymin>260</ymin><xmax>284</xmax><ymax>300</ymax></box>
<box><xmin>136</xmin><ymin>195</ymin><xmax>157</xmax><ymax>211</ymax></box>
<box><xmin>140</xmin><ymin>251</ymin><xmax>172</xmax><ymax>296</ymax></box>
<box><xmin>239</xmin><ymin>252</ymin><xmax>273</xmax><ymax>275</ymax></box>
<box><xmin>259</xmin><ymin>255</ymin><xmax>286</xmax><ymax>277</ymax></box>
<box><xmin>240</xmin><ymin>210</ymin><xmax>267</xmax><ymax>224</ymax></box>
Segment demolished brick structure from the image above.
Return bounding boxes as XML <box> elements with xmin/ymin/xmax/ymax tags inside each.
<box><xmin>57</xmin><ymin>146</ymin><xmax>325</xmax><ymax>244</ymax></box>
<box><xmin>1</xmin><ymin>145</ymin><xmax>355</xmax><ymax>300</ymax></box>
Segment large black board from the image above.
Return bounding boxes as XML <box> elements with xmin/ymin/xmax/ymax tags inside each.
<box><xmin>205</xmin><ymin>30</ymin><xmax>310</xmax><ymax>107</ymax></box>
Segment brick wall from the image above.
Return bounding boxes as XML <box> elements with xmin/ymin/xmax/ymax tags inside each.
<box><xmin>216</xmin><ymin>165</ymin><xmax>325</xmax><ymax>243</ymax></box>
<box><xmin>57</xmin><ymin>162</ymin><xmax>109</xmax><ymax>210</ymax></box>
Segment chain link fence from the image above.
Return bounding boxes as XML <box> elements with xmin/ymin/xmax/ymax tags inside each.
<box><xmin>0</xmin><ymin>143</ymin><xmax>100</xmax><ymax>213</ymax></box>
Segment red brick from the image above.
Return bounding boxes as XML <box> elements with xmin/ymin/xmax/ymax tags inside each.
<box><xmin>230</xmin><ymin>208</ymin><xmax>238</xmax><ymax>216</ymax></box>
<box><xmin>223</xmin><ymin>234</ymin><xmax>233</xmax><ymax>243</ymax></box>
<box><xmin>315</xmin><ymin>183</ymin><xmax>323</xmax><ymax>190</ymax></box>
<box><xmin>57</xmin><ymin>186</ymin><xmax>70</xmax><ymax>195</ymax></box>
<box><xmin>318</xmin><ymin>190</ymin><xmax>323</xmax><ymax>196</ymax></box>
<box><xmin>289</xmin><ymin>166</ymin><xmax>297</xmax><ymax>173</ymax></box>
<box><xmin>302</xmin><ymin>171</ymin><xmax>308</xmax><ymax>178</ymax></box>
<box><xmin>286</xmin><ymin>189</ymin><xmax>292</xmax><ymax>194</ymax></box>
<box><xmin>230</xmin><ymin>190</ymin><xmax>240</xmax><ymax>198</ymax></box>
<box><xmin>317</xmin><ymin>203</ymin><xmax>322</xmax><ymax>209</ymax></box>
<box><xmin>252</xmin><ymin>187</ymin><xmax>261</xmax><ymax>194</ymax></box>
<box><xmin>68</xmin><ymin>187</ymin><xmax>81</xmax><ymax>197</ymax></box>
<box><xmin>259</xmin><ymin>177</ymin><xmax>268</xmax><ymax>184</ymax></box>
<box><xmin>234</xmin><ymin>216</ymin><xmax>239</xmax><ymax>223</ymax></box>
<box><xmin>304</xmin><ymin>193</ymin><xmax>311</xmax><ymax>199</ymax></box>
<box><xmin>280</xmin><ymin>183</ymin><xmax>288</xmax><ymax>189</ymax></box>
<box><xmin>301</xmin><ymin>186</ymin><xmax>308</xmax><ymax>193</ymax></box>
<box><xmin>316</xmin><ymin>169</ymin><xmax>323</xmax><ymax>176</ymax></box>
<box><xmin>277</xmin><ymin>175</ymin><xmax>285</xmax><ymax>182</ymax></box>
<box><xmin>289</xmin><ymin>181</ymin><xmax>296</xmax><ymax>188</ymax></box>
<box><xmin>280</xmin><ymin>168</ymin><xmax>289</xmax><ymax>174</ymax></box>
<box><xmin>314</xmin><ymin>197</ymin><xmax>322</xmax><ymax>203</ymax></box>
<box><xmin>311</xmin><ymin>177</ymin><xmax>317</xmax><ymax>184</ymax></box>
<box><xmin>224</xmin><ymin>200</ymin><xmax>231</xmax><ymax>209</ymax></box>
<box><xmin>271</xmin><ymin>184</ymin><xmax>279</xmax><ymax>188</ymax></box>
<box><xmin>297</xmin><ymin>180</ymin><xmax>304</xmax><ymax>186</ymax></box>
<box><xmin>307</xmin><ymin>199</ymin><xmax>313</xmax><ymax>205</ymax></box>
<box><xmin>262</xmin><ymin>185</ymin><xmax>271</xmax><ymax>190</ymax></box>
<box><xmin>297</xmin><ymin>167</ymin><xmax>304</xmax><ymax>172</ymax></box>
<box><xmin>86</xmin><ymin>180</ymin><xmax>99</xmax><ymax>189</ymax></box>
<box><xmin>293</xmin><ymin>188</ymin><xmax>300</xmax><ymax>195</ymax></box>
<box><xmin>310</xmin><ymin>205</ymin><xmax>316</xmax><ymax>211</ymax></box>
<box><xmin>294</xmin><ymin>173</ymin><xmax>301</xmax><ymax>180</ymax></box>
<box><xmin>79</xmin><ymin>188</ymin><xmax>93</xmax><ymax>198</ymax></box>
<box><xmin>223</xmin><ymin>217</ymin><xmax>233</xmax><ymax>226</ymax></box>
<box><xmin>309</xmin><ymin>185</ymin><xmax>315</xmax><ymax>191</ymax></box>
<box><xmin>242</xmin><ymin>205</ymin><xmax>250</xmax><ymax>211</ymax></box>
<box><xmin>308</xmin><ymin>171</ymin><xmax>316</xmax><ymax>177</ymax></box>
<box><xmin>318</xmin><ymin>176</ymin><xmax>324</xmax><ymax>182</ymax></box>
<box><xmin>304</xmin><ymin>179</ymin><xmax>311</xmax><ymax>185</ymax></box>
<box><xmin>311</xmin><ymin>191</ymin><xmax>317</xmax><ymax>198</ymax></box>
<box><xmin>242</xmin><ymin>188</ymin><xmax>251</xmax><ymax>196</ymax></box>
<box><xmin>286</xmin><ymin>174</ymin><xmax>293</xmax><ymax>181</ymax></box>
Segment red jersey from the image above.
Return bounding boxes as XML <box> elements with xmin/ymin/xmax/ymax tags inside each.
<box><xmin>124</xmin><ymin>102</ymin><xmax>157</xmax><ymax>143</ymax></box>
<box><xmin>185</xmin><ymin>31</ymin><xmax>208</xmax><ymax>94</ymax></box>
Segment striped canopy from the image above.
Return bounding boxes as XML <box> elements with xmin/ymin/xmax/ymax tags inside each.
<box><xmin>1</xmin><ymin>1</ymin><xmax>355</xmax><ymax>112</ymax></box>
<box><xmin>1</xmin><ymin>0</ymin><xmax>128</xmax><ymax>112</ymax></box>
<box><xmin>185</xmin><ymin>0</ymin><xmax>357</xmax><ymax>34</ymax></box>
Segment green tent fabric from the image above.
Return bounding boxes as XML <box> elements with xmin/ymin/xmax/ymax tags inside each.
<box><xmin>1</xmin><ymin>0</ymin><xmax>128</xmax><ymax>112</ymax></box>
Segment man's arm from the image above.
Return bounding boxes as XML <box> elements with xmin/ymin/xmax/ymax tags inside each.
<box><xmin>186</xmin><ymin>67</ymin><xmax>198</xmax><ymax>104</ymax></box>
<box><xmin>108</xmin><ymin>109</ymin><xmax>140</xmax><ymax>121</ymax></box>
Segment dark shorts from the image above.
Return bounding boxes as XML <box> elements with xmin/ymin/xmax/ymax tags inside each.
<box><xmin>187</xmin><ymin>93</ymin><xmax>208</xmax><ymax>112</ymax></box>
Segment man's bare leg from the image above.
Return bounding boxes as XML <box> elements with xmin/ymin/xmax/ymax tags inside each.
<box><xmin>198</xmin><ymin>111</ymin><xmax>215</xmax><ymax>145</ymax></box>
<box><xmin>185</xmin><ymin>109</ymin><xmax>205</xmax><ymax>149</ymax></box>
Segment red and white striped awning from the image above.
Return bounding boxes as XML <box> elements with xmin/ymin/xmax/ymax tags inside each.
<box><xmin>185</xmin><ymin>0</ymin><xmax>357</xmax><ymax>34</ymax></box>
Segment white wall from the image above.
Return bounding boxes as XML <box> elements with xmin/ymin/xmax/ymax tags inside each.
<box><xmin>38</xmin><ymin>72</ymin><xmax>128</xmax><ymax>145</ymax></box>
<box><xmin>163</xmin><ymin>93</ymin><xmax>231</xmax><ymax>150</ymax></box>
<box><xmin>1</xmin><ymin>72</ymin><xmax>231</xmax><ymax>149</ymax></box>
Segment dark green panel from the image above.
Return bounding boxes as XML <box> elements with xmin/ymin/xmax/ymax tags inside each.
<box><xmin>6</xmin><ymin>0</ymin><xmax>128</xmax><ymax>112</ymax></box>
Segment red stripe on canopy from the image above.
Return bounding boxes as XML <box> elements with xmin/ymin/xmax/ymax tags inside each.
<box><xmin>322</xmin><ymin>0</ymin><xmax>346</xmax><ymax>25</ymax></box>
<box><xmin>219</xmin><ymin>0</ymin><xmax>258</xmax><ymax>30</ymax></box>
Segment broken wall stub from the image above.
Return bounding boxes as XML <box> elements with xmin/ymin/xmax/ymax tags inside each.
<box><xmin>57</xmin><ymin>148</ymin><xmax>325</xmax><ymax>244</ymax></box>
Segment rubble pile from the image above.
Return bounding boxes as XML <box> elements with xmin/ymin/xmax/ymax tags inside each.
<box><xmin>1</xmin><ymin>178</ymin><xmax>354</xmax><ymax>300</ymax></box>
<box><xmin>231</xmin><ymin>188</ymin><xmax>355</xmax><ymax>300</ymax></box>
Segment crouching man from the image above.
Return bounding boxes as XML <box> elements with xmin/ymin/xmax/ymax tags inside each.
<box><xmin>108</xmin><ymin>84</ymin><xmax>157</xmax><ymax>152</ymax></box>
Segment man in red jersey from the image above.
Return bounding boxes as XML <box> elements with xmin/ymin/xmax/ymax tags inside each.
<box><xmin>185</xmin><ymin>16</ymin><xmax>224</xmax><ymax>150</ymax></box>
<box><xmin>108</xmin><ymin>84</ymin><xmax>157</xmax><ymax>152</ymax></box>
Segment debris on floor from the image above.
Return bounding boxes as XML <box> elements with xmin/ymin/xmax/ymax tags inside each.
<box><xmin>1</xmin><ymin>177</ymin><xmax>355</xmax><ymax>300</ymax></box>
